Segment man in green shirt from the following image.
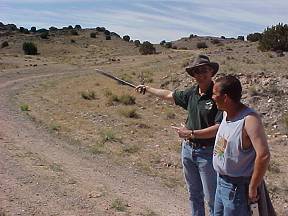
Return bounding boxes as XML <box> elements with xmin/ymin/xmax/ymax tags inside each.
<box><xmin>136</xmin><ymin>55</ymin><xmax>222</xmax><ymax>216</ymax></box>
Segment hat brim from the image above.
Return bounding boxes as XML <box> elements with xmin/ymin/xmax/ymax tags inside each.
<box><xmin>186</xmin><ymin>62</ymin><xmax>219</xmax><ymax>77</ymax></box>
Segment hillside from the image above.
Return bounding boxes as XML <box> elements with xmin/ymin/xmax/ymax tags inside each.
<box><xmin>0</xmin><ymin>23</ymin><xmax>288</xmax><ymax>215</ymax></box>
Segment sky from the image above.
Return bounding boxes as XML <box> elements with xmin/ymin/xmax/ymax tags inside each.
<box><xmin>1</xmin><ymin>0</ymin><xmax>288</xmax><ymax>43</ymax></box>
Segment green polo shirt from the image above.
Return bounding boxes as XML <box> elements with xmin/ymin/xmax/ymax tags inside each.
<box><xmin>172</xmin><ymin>82</ymin><xmax>222</xmax><ymax>145</ymax></box>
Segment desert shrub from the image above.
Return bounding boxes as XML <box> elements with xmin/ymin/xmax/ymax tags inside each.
<box><xmin>37</xmin><ymin>28</ymin><xmax>48</xmax><ymax>33</ymax></box>
<box><xmin>20</xmin><ymin>104</ymin><xmax>30</xmax><ymax>111</ymax></box>
<box><xmin>100</xmin><ymin>129</ymin><xmax>118</xmax><ymax>143</ymax></box>
<box><xmin>90</xmin><ymin>32</ymin><xmax>96</xmax><ymax>38</ymax></box>
<box><xmin>74</xmin><ymin>25</ymin><xmax>81</xmax><ymax>29</ymax></box>
<box><xmin>30</xmin><ymin>27</ymin><xmax>36</xmax><ymax>32</ymax></box>
<box><xmin>237</xmin><ymin>36</ymin><xmax>245</xmax><ymax>41</ymax></box>
<box><xmin>67</xmin><ymin>25</ymin><xmax>73</xmax><ymax>29</ymax></box>
<box><xmin>49</xmin><ymin>26</ymin><xmax>58</xmax><ymax>31</ymax></box>
<box><xmin>134</xmin><ymin>40</ymin><xmax>141</xmax><ymax>47</ymax></box>
<box><xmin>160</xmin><ymin>40</ymin><xmax>166</xmax><ymax>46</ymax></box>
<box><xmin>70</xmin><ymin>39</ymin><xmax>76</xmax><ymax>43</ymax></box>
<box><xmin>111</xmin><ymin>198</ymin><xmax>127</xmax><ymax>212</ymax></box>
<box><xmin>197</xmin><ymin>42</ymin><xmax>208</xmax><ymax>49</ymax></box>
<box><xmin>211</xmin><ymin>38</ymin><xmax>221</xmax><ymax>44</ymax></box>
<box><xmin>111</xmin><ymin>32</ymin><xmax>120</xmax><ymax>38</ymax></box>
<box><xmin>221</xmin><ymin>36</ymin><xmax>226</xmax><ymax>39</ymax></box>
<box><xmin>139</xmin><ymin>41</ymin><xmax>156</xmax><ymax>55</ymax></box>
<box><xmin>259</xmin><ymin>23</ymin><xmax>288</xmax><ymax>51</ymax></box>
<box><xmin>96</xmin><ymin>27</ymin><xmax>105</xmax><ymax>32</ymax></box>
<box><xmin>104</xmin><ymin>30</ymin><xmax>110</xmax><ymax>35</ymax></box>
<box><xmin>19</xmin><ymin>27</ymin><xmax>25</xmax><ymax>33</ymax></box>
<box><xmin>1</xmin><ymin>41</ymin><xmax>9</xmax><ymax>48</ymax></box>
<box><xmin>164</xmin><ymin>42</ymin><xmax>172</xmax><ymax>48</ymax></box>
<box><xmin>70</xmin><ymin>29</ymin><xmax>78</xmax><ymax>35</ymax></box>
<box><xmin>22</xmin><ymin>42</ymin><xmax>37</xmax><ymax>55</ymax></box>
<box><xmin>189</xmin><ymin>34</ymin><xmax>197</xmax><ymax>38</ymax></box>
<box><xmin>247</xmin><ymin>32</ymin><xmax>262</xmax><ymax>42</ymax></box>
<box><xmin>105</xmin><ymin>35</ymin><xmax>111</xmax><ymax>40</ymax></box>
<box><xmin>118</xmin><ymin>95</ymin><xmax>136</xmax><ymax>105</ymax></box>
<box><xmin>40</xmin><ymin>31</ymin><xmax>49</xmax><ymax>39</ymax></box>
<box><xmin>119</xmin><ymin>108</ymin><xmax>139</xmax><ymax>118</ymax></box>
<box><xmin>123</xmin><ymin>35</ymin><xmax>130</xmax><ymax>42</ymax></box>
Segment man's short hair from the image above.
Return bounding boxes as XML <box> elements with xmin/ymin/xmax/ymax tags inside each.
<box><xmin>215</xmin><ymin>75</ymin><xmax>242</xmax><ymax>102</ymax></box>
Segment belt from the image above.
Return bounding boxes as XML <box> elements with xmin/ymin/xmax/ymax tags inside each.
<box><xmin>219</xmin><ymin>174</ymin><xmax>251</xmax><ymax>184</ymax></box>
<box><xmin>186</xmin><ymin>139</ymin><xmax>212</xmax><ymax>148</ymax></box>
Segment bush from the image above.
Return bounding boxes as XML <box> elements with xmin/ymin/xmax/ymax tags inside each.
<box><xmin>67</xmin><ymin>25</ymin><xmax>73</xmax><ymax>29</ymax></box>
<box><xmin>104</xmin><ymin>30</ymin><xmax>110</xmax><ymax>35</ymax></box>
<box><xmin>49</xmin><ymin>26</ymin><xmax>58</xmax><ymax>31</ymax></box>
<box><xmin>164</xmin><ymin>42</ymin><xmax>172</xmax><ymax>48</ymax></box>
<box><xmin>139</xmin><ymin>41</ymin><xmax>156</xmax><ymax>55</ymax></box>
<box><xmin>81</xmin><ymin>91</ymin><xmax>96</xmax><ymax>100</ymax></box>
<box><xmin>111</xmin><ymin>32</ymin><xmax>120</xmax><ymax>38</ymax></box>
<box><xmin>189</xmin><ymin>34</ymin><xmax>197</xmax><ymax>38</ymax></box>
<box><xmin>70</xmin><ymin>29</ymin><xmax>78</xmax><ymax>35</ymax></box>
<box><xmin>37</xmin><ymin>28</ymin><xmax>48</xmax><ymax>33</ymax></box>
<box><xmin>160</xmin><ymin>40</ymin><xmax>166</xmax><ymax>46</ymax></box>
<box><xmin>105</xmin><ymin>35</ymin><xmax>111</xmax><ymax>40</ymax></box>
<box><xmin>90</xmin><ymin>32</ymin><xmax>96</xmax><ymax>38</ymax></box>
<box><xmin>96</xmin><ymin>27</ymin><xmax>105</xmax><ymax>32</ymax></box>
<box><xmin>220</xmin><ymin>36</ymin><xmax>226</xmax><ymax>39</ymax></box>
<box><xmin>123</xmin><ymin>35</ymin><xmax>130</xmax><ymax>42</ymax></box>
<box><xmin>40</xmin><ymin>31</ymin><xmax>49</xmax><ymax>39</ymax></box>
<box><xmin>74</xmin><ymin>25</ymin><xmax>82</xmax><ymax>29</ymax></box>
<box><xmin>1</xmin><ymin>41</ymin><xmax>9</xmax><ymax>48</ymax></box>
<box><xmin>134</xmin><ymin>40</ymin><xmax>141</xmax><ymax>47</ymax></box>
<box><xmin>30</xmin><ymin>26</ymin><xmax>36</xmax><ymax>32</ymax></box>
<box><xmin>22</xmin><ymin>42</ymin><xmax>37</xmax><ymax>55</ymax></box>
<box><xmin>197</xmin><ymin>42</ymin><xmax>208</xmax><ymax>49</ymax></box>
<box><xmin>237</xmin><ymin>36</ymin><xmax>245</xmax><ymax>41</ymax></box>
<box><xmin>247</xmin><ymin>32</ymin><xmax>262</xmax><ymax>42</ymax></box>
<box><xmin>259</xmin><ymin>23</ymin><xmax>288</xmax><ymax>51</ymax></box>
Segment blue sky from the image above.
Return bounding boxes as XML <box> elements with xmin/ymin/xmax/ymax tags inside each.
<box><xmin>1</xmin><ymin>0</ymin><xmax>288</xmax><ymax>43</ymax></box>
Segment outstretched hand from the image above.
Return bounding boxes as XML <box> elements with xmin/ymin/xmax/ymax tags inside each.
<box><xmin>135</xmin><ymin>85</ymin><xmax>147</xmax><ymax>95</ymax></box>
<box><xmin>171</xmin><ymin>124</ymin><xmax>192</xmax><ymax>139</ymax></box>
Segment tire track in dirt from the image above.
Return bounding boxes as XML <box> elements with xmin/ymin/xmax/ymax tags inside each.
<box><xmin>0</xmin><ymin>65</ymin><xmax>189</xmax><ymax>215</ymax></box>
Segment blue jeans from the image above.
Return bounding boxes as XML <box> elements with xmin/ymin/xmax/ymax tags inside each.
<box><xmin>214</xmin><ymin>174</ymin><xmax>251</xmax><ymax>216</ymax></box>
<box><xmin>181</xmin><ymin>140</ymin><xmax>217</xmax><ymax>216</ymax></box>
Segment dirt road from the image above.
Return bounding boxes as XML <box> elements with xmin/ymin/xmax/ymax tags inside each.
<box><xmin>0</xmin><ymin>65</ymin><xmax>189</xmax><ymax>216</ymax></box>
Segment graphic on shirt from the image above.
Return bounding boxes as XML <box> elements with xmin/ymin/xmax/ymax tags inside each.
<box><xmin>214</xmin><ymin>135</ymin><xmax>227</xmax><ymax>158</ymax></box>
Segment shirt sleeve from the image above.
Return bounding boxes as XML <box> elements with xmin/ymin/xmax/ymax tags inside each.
<box><xmin>172</xmin><ymin>87</ymin><xmax>194</xmax><ymax>110</ymax></box>
<box><xmin>215</xmin><ymin>110</ymin><xmax>223</xmax><ymax>124</ymax></box>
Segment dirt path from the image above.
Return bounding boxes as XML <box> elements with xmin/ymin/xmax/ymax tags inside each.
<box><xmin>0</xmin><ymin>65</ymin><xmax>189</xmax><ymax>216</ymax></box>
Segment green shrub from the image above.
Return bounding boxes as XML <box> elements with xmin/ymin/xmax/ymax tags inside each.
<box><xmin>22</xmin><ymin>42</ymin><xmax>37</xmax><ymax>55</ymax></box>
<box><xmin>40</xmin><ymin>31</ymin><xmax>49</xmax><ymax>39</ymax></box>
<box><xmin>247</xmin><ymin>32</ymin><xmax>262</xmax><ymax>42</ymax></box>
<box><xmin>197</xmin><ymin>42</ymin><xmax>208</xmax><ymax>49</ymax></box>
<box><xmin>111</xmin><ymin>198</ymin><xmax>127</xmax><ymax>212</ymax></box>
<box><xmin>160</xmin><ymin>40</ymin><xmax>166</xmax><ymax>46</ymax></box>
<box><xmin>96</xmin><ymin>27</ymin><xmax>105</xmax><ymax>32</ymax></box>
<box><xmin>139</xmin><ymin>41</ymin><xmax>156</xmax><ymax>55</ymax></box>
<box><xmin>20</xmin><ymin>104</ymin><xmax>30</xmax><ymax>111</ymax></box>
<box><xmin>70</xmin><ymin>29</ymin><xmax>78</xmax><ymax>35</ymax></box>
<box><xmin>164</xmin><ymin>42</ymin><xmax>172</xmax><ymax>48</ymax></box>
<box><xmin>90</xmin><ymin>32</ymin><xmax>96</xmax><ymax>38</ymax></box>
<box><xmin>49</xmin><ymin>26</ymin><xmax>58</xmax><ymax>31</ymax></box>
<box><xmin>119</xmin><ymin>108</ymin><xmax>139</xmax><ymax>118</ymax></box>
<box><xmin>74</xmin><ymin>25</ymin><xmax>82</xmax><ymax>29</ymax></box>
<box><xmin>1</xmin><ymin>41</ymin><xmax>9</xmax><ymax>48</ymax></box>
<box><xmin>123</xmin><ymin>35</ymin><xmax>130</xmax><ymax>42</ymax></box>
<box><xmin>105</xmin><ymin>35</ymin><xmax>111</xmax><ymax>40</ymax></box>
<box><xmin>81</xmin><ymin>91</ymin><xmax>96</xmax><ymax>100</ymax></box>
<box><xmin>259</xmin><ymin>23</ymin><xmax>288</xmax><ymax>51</ymax></box>
<box><xmin>118</xmin><ymin>95</ymin><xmax>136</xmax><ymax>105</ymax></box>
<box><xmin>104</xmin><ymin>30</ymin><xmax>110</xmax><ymax>35</ymax></box>
<box><xmin>30</xmin><ymin>26</ymin><xmax>36</xmax><ymax>32</ymax></box>
<box><xmin>134</xmin><ymin>40</ymin><xmax>141</xmax><ymax>47</ymax></box>
<box><xmin>237</xmin><ymin>36</ymin><xmax>245</xmax><ymax>41</ymax></box>
<box><xmin>67</xmin><ymin>25</ymin><xmax>73</xmax><ymax>29</ymax></box>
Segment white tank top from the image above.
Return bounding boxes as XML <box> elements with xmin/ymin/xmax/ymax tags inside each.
<box><xmin>213</xmin><ymin>107</ymin><xmax>256</xmax><ymax>177</ymax></box>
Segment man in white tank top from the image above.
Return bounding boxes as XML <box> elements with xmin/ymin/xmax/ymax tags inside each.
<box><xmin>212</xmin><ymin>75</ymin><xmax>271</xmax><ymax>215</ymax></box>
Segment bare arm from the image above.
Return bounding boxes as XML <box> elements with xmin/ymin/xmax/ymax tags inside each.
<box><xmin>245</xmin><ymin>114</ymin><xmax>270</xmax><ymax>201</ymax></box>
<box><xmin>135</xmin><ymin>85</ymin><xmax>174</xmax><ymax>102</ymax></box>
<box><xmin>171</xmin><ymin>124</ymin><xmax>220</xmax><ymax>139</ymax></box>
